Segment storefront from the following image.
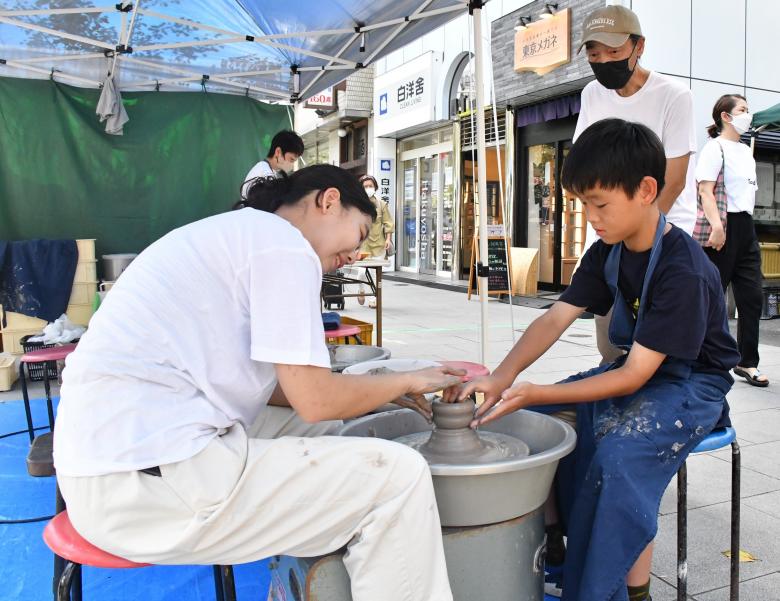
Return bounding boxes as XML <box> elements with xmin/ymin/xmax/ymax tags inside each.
<box><xmin>374</xmin><ymin>51</ymin><xmax>464</xmax><ymax>279</ymax></box>
<box><xmin>459</xmin><ymin>108</ymin><xmax>508</xmax><ymax>280</ymax></box>
<box><xmin>492</xmin><ymin>0</ymin><xmax>602</xmax><ymax>290</ymax></box>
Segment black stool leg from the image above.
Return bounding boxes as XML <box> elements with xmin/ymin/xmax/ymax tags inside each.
<box><xmin>677</xmin><ymin>461</ymin><xmax>688</xmax><ymax>601</ymax></box>
<box><xmin>43</xmin><ymin>362</ymin><xmax>55</xmax><ymax>431</ymax></box>
<box><xmin>72</xmin><ymin>564</ymin><xmax>82</xmax><ymax>601</ymax></box>
<box><xmin>221</xmin><ymin>565</ymin><xmax>237</xmax><ymax>601</ymax></box>
<box><xmin>213</xmin><ymin>565</ymin><xmax>225</xmax><ymax>601</ymax></box>
<box><xmin>53</xmin><ymin>484</ymin><xmax>66</xmax><ymax>597</ymax></box>
<box><xmin>57</xmin><ymin>561</ymin><xmax>78</xmax><ymax>601</ymax></box>
<box><xmin>19</xmin><ymin>362</ymin><xmax>34</xmax><ymax>443</ymax></box>
<box><xmin>730</xmin><ymin>441</ymin><xmax>741</xmax><ymax>601</ymax></box>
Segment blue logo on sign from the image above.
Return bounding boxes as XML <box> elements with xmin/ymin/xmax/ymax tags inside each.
<box><xmin>379</xmin><ymin>93</ymin><xmax>388</xmax><ymax>115</ymax></box>
<box><xmin>380</xmin><ymin>160</ymin><xmax>391</xmax><ymax>171</ymax></box>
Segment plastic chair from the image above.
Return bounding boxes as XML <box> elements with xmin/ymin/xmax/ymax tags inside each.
<box><xmin>677</xmin><ymin>426</ymin><xmax>740</xmax><ymax>601</ymax></box>
<box><xmin>324</xmin><ymin>324</ymin><xmax>363</xmax><ymax>344</ymax></box>
<box><xmin>43</xmin><ymin>511</ymin><xmax>237</xmax><ymax>601</ymax></box>
<box><xmin>19</xmin><ymin>343</ymin><xmax>77</xmax><ymax>443</ymax></box>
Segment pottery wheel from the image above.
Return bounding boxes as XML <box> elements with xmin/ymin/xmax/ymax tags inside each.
<box><xmin>394</xmin><ymin>399</ymin><xmax>530</xmax><ymax>465</ymax></box>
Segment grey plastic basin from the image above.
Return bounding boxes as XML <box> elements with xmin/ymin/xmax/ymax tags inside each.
<box><xmin>328</xmin><ymin>345</ymin><xmax>391</xmax><ymax>372</ymax></box>
<box><xmin>338</xmin><ymin>409</ymin><xmax>576</xmax><ymax>527</ymax></box>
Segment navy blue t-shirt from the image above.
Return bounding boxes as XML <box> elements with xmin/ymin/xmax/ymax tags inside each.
<box><xmin>559</xmin><ymin>225</ymin><xmax>739</xmax><ymax>373</ymax></box>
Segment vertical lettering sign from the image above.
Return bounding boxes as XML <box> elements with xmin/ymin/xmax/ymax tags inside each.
<box><xmin>514</xmin><ymin>7</ymin><xmax>571</xmax><ymax>76</ymax></box>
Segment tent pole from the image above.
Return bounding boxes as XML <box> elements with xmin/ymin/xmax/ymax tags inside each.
<box><xmin>471</xmin><ymin>1</ymin><xmax>490</xmax><ymax>366</ymax></box>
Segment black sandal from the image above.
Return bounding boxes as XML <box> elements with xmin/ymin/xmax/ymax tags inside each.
<box><xmin>733</xmin><ymin>366</ymin><xmax>769</xmax><ymax>387</ymax></box>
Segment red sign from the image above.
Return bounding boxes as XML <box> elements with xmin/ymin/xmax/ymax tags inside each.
<box><xmin>304</xmin><ymin>88</ymin><xmax>335</xmax><ymax>110</ymax></box>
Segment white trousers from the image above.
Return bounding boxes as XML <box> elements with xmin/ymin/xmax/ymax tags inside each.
<box><xmin>59</xmin><ymin>407</ymin><xmax>453</xmax><ymax>601</ymax></box>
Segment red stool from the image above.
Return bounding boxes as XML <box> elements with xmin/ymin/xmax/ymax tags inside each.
<box><xmin>438</xmin><ymin>360</ymin><xmax>490</xmax><ymax>382</ymax></box>
<box><xmin>43</xmin><ymin>511</ymin><xmax>236</xmax><ymax>601</ymax></box>
<box><xmin>325</xmin><ymin>324</ymin><xmax>363</xmax><ymax>345</ymax></box>
<box><xmin>19</xmin><ymin>343</ymin><xmax>77</xmax><ymax>443</ymax></box>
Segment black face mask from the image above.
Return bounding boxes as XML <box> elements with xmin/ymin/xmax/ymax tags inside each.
<box><xmin>589</xmin><ymin>44</ymin><xmax>637</xmax><ymax>90</ymax></box>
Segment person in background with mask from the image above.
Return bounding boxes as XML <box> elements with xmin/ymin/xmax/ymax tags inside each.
<box><xmin>696</xmin><ymin>94</ymin><xmax>767</xmax><ymax>387</ymax></box>
<box><xmin>241</xmin><ymin>130</ymin><xmax>304</xmax><ymax>197</ymax></box>
<box><xmin>355</xmin><ymin>174</ymin><xmax>395</xmax><ymax>308</ymax></box>
<box><xmin>573</xmin><ymin>5</ymin><xmax>699</xmax><ymax>368</ymax></box>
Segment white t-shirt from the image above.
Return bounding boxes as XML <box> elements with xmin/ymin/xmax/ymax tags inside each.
<box><xmin>241</xmin><ymin>159</ymin><xmax>276</xmax><ymax>197</ymax></box>
<box><xmin>695</xmin><ymin>138</ymin><xmax>757</xmax><ymax>214</ymax></box>
<box><xmin>574</xmin><ymin>72</ymin><xmax>699</xmax><ymax>244</ymax></box>
<box><xmin>53</xmin><ymin>209</ymin><xmax>330</xmax><ymax>477</ymax></box>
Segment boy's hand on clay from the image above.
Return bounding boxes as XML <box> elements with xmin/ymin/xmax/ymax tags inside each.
<box><xmin>470</xmin><ymin>381</ymin><xmax>536</xmax><ymax>428</ymax></box>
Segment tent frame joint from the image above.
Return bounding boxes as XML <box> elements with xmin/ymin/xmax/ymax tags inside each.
<box><xmin>115</xmin><ymin>44</ymin><xmax>133</xmax><ymax>55</ymax></box>
<box><xmin>0</xmin><ymin>58</ymin><xmax>6</xmax><ymax>65</ymax></box>
<box><xmin>468</xmin><ymin>0</ymin><xmax>485</xmax><ymax>15</ymax></box>
<box><xmin>115</xmin><ymin>3</ymin><xmax>134</xmax><ymax>13</ymax></box>
<box><xmin>245</xmin><ymin>35</ymin><xmax>255</xmax><ymax>42</ymax></box>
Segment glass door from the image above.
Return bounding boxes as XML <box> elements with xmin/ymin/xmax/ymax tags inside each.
<box><xmin>525</xmin><ymin>141</ymin><xmax>586</xmax><ymax>287</ymax></box>
<box><xmin>527</xmin><ymin>143</ymin><xmax>558</xmax><ymax>286</ymax></box>
<box><xmin>401</xmin><ymin>160</ymin><xmax>418</xmax><ymax>269</ymax></box>
<box><xmin>440</xmin><ymin>152</ymin><xmax>455</xmax><ymax>274</ymax></box>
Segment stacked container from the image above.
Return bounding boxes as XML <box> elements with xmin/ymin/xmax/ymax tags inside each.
<box><xmin>0</xmin><ymin>239</ymin><xmax>96</xmax><ymax>354</ymax></box>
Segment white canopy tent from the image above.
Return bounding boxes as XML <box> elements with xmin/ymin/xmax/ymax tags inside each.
<box><xmin>0</xmin><ymin>0</ymin><xmax>497</xmax><ymax>362</ymax></box>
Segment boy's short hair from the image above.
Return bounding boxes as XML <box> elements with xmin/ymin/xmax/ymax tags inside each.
<box><xmin>267</xmin><ymin>130</ymin><xmax>304</xmax><ymax>158</ymax></box>
<box><xmin>561</xmin><ymin>118</ymin><xmax>666</xmax><ymax>199</ymax></box>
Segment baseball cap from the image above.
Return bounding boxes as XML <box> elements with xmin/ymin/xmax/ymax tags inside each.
<box><xmin>578</xmin><ymin>5</ymin><xmax>642</xmax><ymax>53</ymax></box>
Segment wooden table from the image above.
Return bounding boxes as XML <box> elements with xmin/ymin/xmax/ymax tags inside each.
<box><xmin>321</xmin><ymin>260</ymin><xmax>386</xmax><ymax>346</ymax></box>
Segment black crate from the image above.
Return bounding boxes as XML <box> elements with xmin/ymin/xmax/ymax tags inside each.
<box><xmin>761</xmin><ymin>287</ymin><xmax>780</xmax><ymax>320</ymax></box>
<box><xmin>20</xmin><ymin>335</ymin><xmax>60</xmax><ymax>381</ymax></box>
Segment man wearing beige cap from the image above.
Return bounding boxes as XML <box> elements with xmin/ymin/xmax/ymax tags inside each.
<box><xmin>575</xmin><ymin>6</ymin><xmax>698</xmax><ymax>364</ymax></box>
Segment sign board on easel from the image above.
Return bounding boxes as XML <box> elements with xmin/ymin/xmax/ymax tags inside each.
<box><xmin>467</xmin><ymin>235</ymin><xmax>511</xmax><ymax>299</ymax></box>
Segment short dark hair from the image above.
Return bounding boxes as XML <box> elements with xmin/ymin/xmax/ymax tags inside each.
<box><xmin>561</xmin><ymin>118</ymin><xmax>666</xmax><ymax>199</ymax></box>
<box><xmin>236</xmin><ymin>164</ymin><xmax>377</xmax><ymax>221</ymax></box>
<box><xmin>359</xmin><ymin>174</ymin><xmax>378</xmax><ymax>189</ymax></box>
<box><xmin>266</xmin><ymin>130</ymin><xmax>304</xmax><ymax>158</ymax></box>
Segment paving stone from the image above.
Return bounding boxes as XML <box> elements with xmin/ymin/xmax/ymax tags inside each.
<box><xmin>653</xmin><ymin>502</ymin><xmax>780</xmax><ymax>595</ymax></box>
<box><xmin>693</xmin><ymin>570</ymin><xmax>780</xmax><ymax>600</ymax></box>
<box><xmin>658</xmin><ymin>453</ymin><xmax>780</xmax><ymax>516</ymax></box>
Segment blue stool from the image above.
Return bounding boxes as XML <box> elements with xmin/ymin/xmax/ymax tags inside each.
<box><xmin>677</xmin><ymin>427</ymin><xmax>740</xmax><ymax>600</ymax></box>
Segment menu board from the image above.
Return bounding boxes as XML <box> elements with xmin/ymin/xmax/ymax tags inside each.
<box><xmin>486</xmin><ymin>237</ymin><xmax>510</xmax><ymax>293</ymax></box>
<box><xmin>467</xmin><ymin>235</ymin><xmax>511</xmax><ymax>298</ymax></box>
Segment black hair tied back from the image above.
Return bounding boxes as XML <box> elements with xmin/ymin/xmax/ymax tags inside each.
<box><xmin>233</xmin><ymin>174</ymin><xmax>291</xmax><ymax>212</ymax></box>
<box><xmin>232</xmin><ymin>164</ymin><xmax>377</xmax><ymax>221</ymax></box>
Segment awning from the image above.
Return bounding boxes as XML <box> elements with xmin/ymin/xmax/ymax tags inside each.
<box><xmin>0</xmin><ymin>1</ymin><xmax>470</xmax><ymax>103</ymax></box>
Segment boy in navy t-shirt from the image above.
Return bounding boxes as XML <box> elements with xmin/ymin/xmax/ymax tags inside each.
<box><xmin>454</xmin><ymin>119</ymin><xmax>739</xmax><ymax>601</ymax></box>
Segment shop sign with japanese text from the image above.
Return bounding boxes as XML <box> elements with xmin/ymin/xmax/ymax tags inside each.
<box><xmin>514</xmin><ymin>8</ymin><xmax>571</xmax><ymax>76</ymax></box>
<box><xmin>374</xmin><ymin>52</ymin><xmax>435</xmax><ymax>137</ymax></box>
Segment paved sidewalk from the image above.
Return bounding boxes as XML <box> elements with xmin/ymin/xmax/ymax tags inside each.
<box><xmin>342</xmin><ymin>279</ymin><xmax>780</xmax><ymax>601</ymax></box>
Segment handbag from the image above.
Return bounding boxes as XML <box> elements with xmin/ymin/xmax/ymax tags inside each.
<box><xmin>692</xmin><ymin>141</ymin><xmax>726</xmax><ymax>245</ymax></box>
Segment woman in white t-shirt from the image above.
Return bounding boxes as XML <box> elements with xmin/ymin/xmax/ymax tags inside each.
<box><xmin>696</xmin><ymin>94</ymin><xmax>767</xmax><ymax>387</ymax></box>
<box><xmin>54</xmin><ymin>164</ymin><xmax>464</xmax><ymax>601</ymax></box>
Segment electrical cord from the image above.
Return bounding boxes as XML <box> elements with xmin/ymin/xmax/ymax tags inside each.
<box><xmin>0</xmin><ymin>426</ymin><xmax>56</xmax><ymax>525</ymax></box>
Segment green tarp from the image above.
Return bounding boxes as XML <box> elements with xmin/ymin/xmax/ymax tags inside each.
<box><xmin>753</xmin><ymin>102</ymin><xmax>780</xmax><ymax>130</ymax></box>
<box><xmin>0</xmin><ymin>77</ymin><xmax>289</xmax><ymax>258</ymax></box>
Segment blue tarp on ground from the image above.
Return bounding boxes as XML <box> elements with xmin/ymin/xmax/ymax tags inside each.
<box><xmin>0</xmin><ymin>396</ymin><xmax>270</xmax><ymax>600</ymax></box>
